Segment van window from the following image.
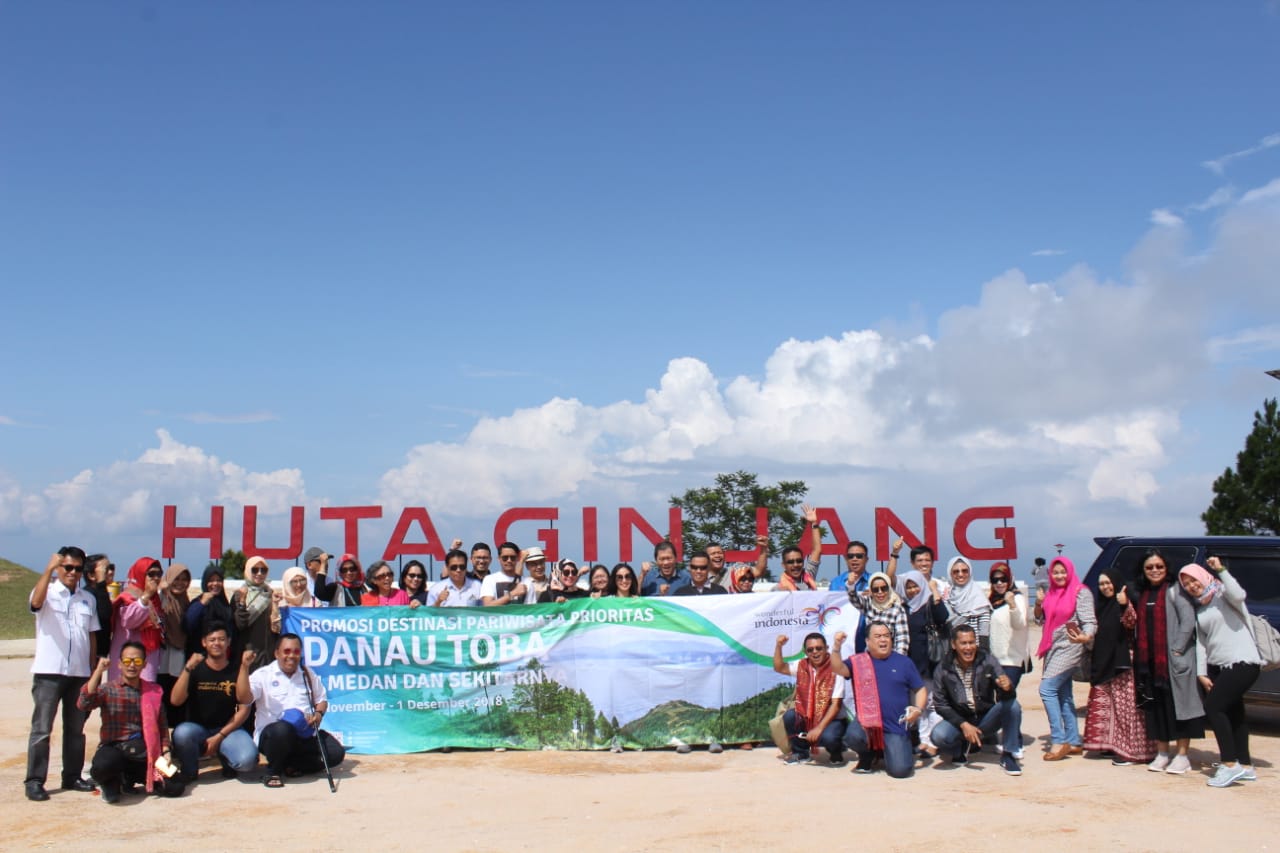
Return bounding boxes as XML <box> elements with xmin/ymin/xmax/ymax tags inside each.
<box><xmin>1215</xmin><ymin>550</ymin><xmax>1280</xmax><ymax>605</ymax></box>
<box><xmin>1105</xmin><ymin>546</ymin><xmax>1198</xmax><ymax>589</ymax></box>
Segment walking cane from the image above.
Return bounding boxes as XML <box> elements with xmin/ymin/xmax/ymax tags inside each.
<box><xmin>300</xmin><ymin>661</ymin><xmax>337</xmax><ymax>793</ymax></box>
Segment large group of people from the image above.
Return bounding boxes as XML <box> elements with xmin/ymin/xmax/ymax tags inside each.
<box><xmin>23</xmin><ymin>529</ymin><xmax>1265</xmax><ymax>802</ymax></box>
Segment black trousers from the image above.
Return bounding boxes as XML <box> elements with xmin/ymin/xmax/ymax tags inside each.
<box><xmin>1204</xmin><ymin>662</ymin><xmax>1260</xmax><ymax>764</ymax></box>
<box><xmin>258</xmin><ymin>721</ymin><xmax>345</xmax><ymax>776</ymax></box>
<box><xmin>89</xmin><ymin>743</ymin><xmax>148</xmax><ymax>792</ymax></box>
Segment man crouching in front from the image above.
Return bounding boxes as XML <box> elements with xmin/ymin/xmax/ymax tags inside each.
<box><xmin>237</xmin><ymin>633</ymin><xmax>345</xmax><ymax>788</ymax></box>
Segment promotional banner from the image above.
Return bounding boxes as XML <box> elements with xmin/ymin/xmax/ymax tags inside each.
<box><xmin>283</xmin><ymin>591</ymin><xmax>852</xmax><ymax>754</ymax></box>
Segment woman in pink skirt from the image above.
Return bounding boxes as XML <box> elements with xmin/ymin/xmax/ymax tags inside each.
<box><xmin>1083</xmin><ymin>569</ymin><xmax>1156</xmax><ymax>765</ymax></box>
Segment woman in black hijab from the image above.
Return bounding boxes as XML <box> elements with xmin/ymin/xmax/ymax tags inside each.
<box><xmin>182</xmin><ymin>565</ymin><xmax>236</xmax><ymax>657</ymax></box>
<box><xmin>1081</xmin><ymin>569</ymin><xmax>1155</xmax><ymax>765</ymax></box>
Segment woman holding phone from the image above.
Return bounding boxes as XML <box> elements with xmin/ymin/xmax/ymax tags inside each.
<box><xmin>1038</xmin><ymin>556</ymin><xmax>1095</xmax><ymax>761</ymax></box>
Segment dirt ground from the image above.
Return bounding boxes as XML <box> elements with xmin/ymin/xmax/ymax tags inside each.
<box><xmin>3</xmin><ymin>650</ymin><xmax>1279</xmax><ymax>852</ymax></box>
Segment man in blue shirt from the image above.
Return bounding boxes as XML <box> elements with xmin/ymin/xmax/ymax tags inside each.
<box><xmin>831</xmin><ymin>622</ymin><xmax>926</xmax><ymax>777</ymax></box>
<box><xmin>640</xmin><ymin>541</ymin><xmax>689</xmax><ymax>596</ymax></box>
<box><xmin>827</xmin><ymin>540</ymin><xmax>873</xmax><ymax>594</ymax></box>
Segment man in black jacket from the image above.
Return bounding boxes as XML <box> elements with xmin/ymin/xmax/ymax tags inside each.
<box><xmin>931</xmin><ymin>625</ymin><xmax>1023</xmax><ymax>775</ymax></box>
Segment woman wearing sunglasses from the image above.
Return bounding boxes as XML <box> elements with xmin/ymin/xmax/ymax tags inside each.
<box><xmin>109</xmin><ymin>557</ymin><xmax>166</xmax><ymax>683</ymax></box>
<box><xmin>399</xmin><ymin>560</ymin><xmax>430</xmax><ymax>606</ymax></box>
<box><xmin>987</xmin><ymin>562</ymin><xmax>1030</xmax><ymax>691</ymax></box>
<box><xmin>234</xmin><ymin>555</ymin><xmax>282</xmax><ymax>674</ymax></box>
<box><xmin>362</xmin><ymin>561</ymin><xmax>410</xmax><ymax>606</ymax></box>
<box><xmin>610</xmin><ymin>563</ymin><xmax>640</xmax><ymax>598</ymax></box>
<box><xmin>314</xmin><ymin>554</ymin><xmax>365</xmax><ymax>607</ymax></box>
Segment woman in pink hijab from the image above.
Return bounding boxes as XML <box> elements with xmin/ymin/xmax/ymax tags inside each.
<box><xmin>1037</xmin><ymin>556</ymin><xmax>1095</xmax><ymax>761</ymax></box>
<box><xmin>1179</xmin><ymin>557</ymin><xmax>1261</xmax><ymax>787</ymax></box>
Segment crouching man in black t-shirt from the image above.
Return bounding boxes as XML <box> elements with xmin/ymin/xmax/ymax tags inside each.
<box><xmin>170</xmin><ymin>622</ymin><xmax>257</xmax><ymax>782</ymax></box>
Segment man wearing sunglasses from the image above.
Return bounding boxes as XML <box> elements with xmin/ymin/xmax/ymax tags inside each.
<box><xmin>428</xmin><ymin>549</ymin><xmax>483</xmax><ymax>607</ymax></box>
<box><xmin>25</xmin><ymin>547</ymin><xmax>101</xmax><ymax>801</ymax></box>
<box><xmin>481</xmin><ymin>542</ymin><xmax>534</xmax><ymax>606</ymax></box>
<box><xmin>772</xmin><ymin>633</ymin><xmax>847</xmax><ymax>766</ymax></box>
<box><xmin>79</xmin><ymin>641</ymin><xmax>183</xmax><ymax>801</ymax></box>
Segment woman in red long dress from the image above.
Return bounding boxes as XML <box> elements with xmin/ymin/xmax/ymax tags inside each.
<box><xmin>1083</xmin><ymin>569</ymin><xmax>1156</xmax><ymax>764</ymax></box>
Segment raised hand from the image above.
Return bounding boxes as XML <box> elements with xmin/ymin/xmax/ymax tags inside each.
<box><xmin>802</xmin><ymin>503</ymin><xmax>818</xmax><ymax>526</ymax></box>
<box><xmin>185</xmin><ymin>653</ymin><xmax>205</xmax><ymax>671</ymax></box>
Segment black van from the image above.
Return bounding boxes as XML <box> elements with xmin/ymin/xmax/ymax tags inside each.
<box><xmin>1080</xmin><ymin>536</ymin><xmax>1280</xmax><ymax>705</ymax></box>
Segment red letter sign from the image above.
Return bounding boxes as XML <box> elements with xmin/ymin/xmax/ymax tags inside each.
<box><xmin>319</xmin><ymin>506</ymin><xmax>383</xmax><ymax>558</ymax></box>
<box><xmin>618</xmin><ymin>507</ymin><xmax>682</xmax><ymax>562</ymax></box>
<box><xmin>383</xmin><ymin>507</ymin><xmax>446</xmax><ymax>561</ymax></box>
<box><xmin>241</xmin><ymin>505</ymin><xmax>304</xmax><ymax>560</ymax></box>
<box><xmin>875</xmin><ymin>507</ymin><xmax>938</xmax><ymax>561</ymax></box>
<box><xmin>494</xmin><ymin>508</ymin><xmax>560</xmax><ymax>562</ymax></box>
<box><xmin>953</xmin><ymin>506</ymin><xmax>1017</xmax><ymax>561</ymax></box>
<box><xmin>162</xmin><ymin>504</ymin><xmax>224</xmax><ymax>560</ymax></box>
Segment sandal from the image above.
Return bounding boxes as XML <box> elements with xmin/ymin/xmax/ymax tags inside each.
<box><xmin>262</xmin><ymin>774</ymin><xmax>285</xmax><ymax>789</ymax></box>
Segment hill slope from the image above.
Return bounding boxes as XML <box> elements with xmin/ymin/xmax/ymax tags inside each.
<box><xmin>0</xmin><ymin>557</ymin><xmax>35</xmax><ymax>640</ymax></box>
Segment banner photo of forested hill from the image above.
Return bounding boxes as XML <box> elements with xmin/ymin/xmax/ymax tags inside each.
<box><xmin>283</xmin><ymin>591</ymin><xmax>851</xmax><ymax>754</ymax></box>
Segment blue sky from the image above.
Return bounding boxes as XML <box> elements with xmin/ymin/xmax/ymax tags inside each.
<box><xmin>2</xmin><ymin>2</ymin><xmax>1278</xmax><ymax>578</ymax></box>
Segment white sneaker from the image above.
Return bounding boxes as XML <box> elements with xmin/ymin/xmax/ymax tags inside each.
<box><xmin>1213</xmin><ymin>762</ymin><xmax>1256</xmax><ymax>781</ymax></box>
<box><xmin>1146</xmin><ymin>753</ymin><xmax>1171</xmax><ymax>772</ymax></box>
<box><xmin>1207</xmin><ymin>763</ymin><xmax>1249</xmax><ymax>788</ymax></box>
<box><xmin>1165</xmin><ymin>754</ymin><xmax>1192</xmax><ymax>775</ymax></box>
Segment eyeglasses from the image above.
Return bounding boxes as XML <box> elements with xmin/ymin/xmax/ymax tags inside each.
<box><xmin>278</xmin><ymin>649</ymin><xmax>301</xmax><ymax>657</ymax></box>
<box><xmin>562</xmin><ymin>568</ymin><xmax>579</xmax><ymax>576</ymax></box>
<box><xmin>499</xmin><ymin>555</ymin><xmax>518</xmax><ymax>562</ymax></box>
<box><xmin>340</xmin><ymin>565</ymin><xmax>360</xmax><ymax>573</ymax></box>
<box><xmin>689</xmin><ymin>565</ymin><xmax>709</xmax><ymax>572</ymax></box>
<box><xmin>846</xmin><ymin>553</ymin><xmax>867</xmax><ymax>560</ymax></box>
<box><xmin>784</xmin><ymin>558</ymin><xmax>804</xmax><ymax>566</ymax></box>
<box><xmin>373</xmin><ymin>573</ymin><xmax>393</xmax><ymax>581</ymax></box>
<box><xmin>250</xmin><ymin>567</ymin><xmax>269</xmax><ymax>576</ymax></box>
<box><xmin>804</xmin><ymin>645</ymin><xmax>826</xmax><ymax>653</ymax></box>
<box><xmin>405</xmin><ymin>573</ymin><xmax>426</xmax><ymax>580</ymax></box>
<box><xmin>1144</xmin><ymin>563</ymin><xmax>1166</xmax><ymax>571</ymax></box>
<box><xmin>738</xmin><ymin>576</ymin><xmax>755</xmax><ymax>584</ymax></box>
<box><xmin>146</xmin><ymin>570</ymin><xmax>163</xmax><ymax>578</ymax></box>
<box><xmin>119</xmin><ymin>657</ymin><xmax>144</xmax><ymax>667</ymax></box>
<box><xmin>447</xmin><ymin>565</ymin><xmax>467</xmax><ymax>572</ymax></box>
<box><xmin>952</xmin><ymin>568</ymin><xmax>970</xmax><ymax>575</ymax></box>
<box><xmin>991</xmin><ymin>577</ymin><xmax>1009</xmax><ymax>584</ymax></box>
<box><xmin>61</xmin><ymin>564</ymin><xmax>84</xmax><ymax>573</ymax></box>
<box><xmin>870</xmin><ymin>585</ymin><xmax>889</xmax><ymax>593</ymax></box>
<box><xmin>616</xmin><ymin>574</ymin><xmax>634</xmax><ymax>581</ymax></box>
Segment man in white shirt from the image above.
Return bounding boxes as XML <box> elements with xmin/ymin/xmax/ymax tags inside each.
<box><xmin>236</xmin><ymin>634</ymin><xmax>345</xmax><ymax>788</ymax></box>
<box><xmin>26</xmin><ymin>547</ymin><xmax>101</xmax><ymax>801</ymax></box>
<box><xmin>428</xmin><ymin>549</ymin><xmax>483</xmax><ymax>607</ymax></box>
<box><xmin>481</xmin><ymin>542</ymin><xmax>536</xmax><ymax>606</ymax></box>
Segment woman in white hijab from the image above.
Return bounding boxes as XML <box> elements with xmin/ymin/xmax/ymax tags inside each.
<box><xmin>946</xmin><ymin>557</ymin><xmax>993</xmax><ymax>653</ymax></box>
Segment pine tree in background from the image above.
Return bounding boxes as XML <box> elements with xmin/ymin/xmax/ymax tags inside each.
<box><xmin>1203</xmin><ymin>398</ymin><xmax>1280</xmax><ymax>536</ymax></box>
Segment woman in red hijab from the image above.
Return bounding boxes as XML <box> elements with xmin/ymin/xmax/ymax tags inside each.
<box><xmin>109</xmin><ymin>557</ymin><xmax>165</xmax><ymax>683</ymax></box>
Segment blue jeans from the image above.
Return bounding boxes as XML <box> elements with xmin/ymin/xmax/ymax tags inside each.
<box><xmin>932</xmin><ymin>699</ymin><xmax>1023</xmax><ymax>757</ymax></box>
<box><xmin>172</xmin><ymin>722</ymin><xmax>259</xmax><ymax>781</ymax></box>
<box><xmin>1038</xmin><ymin>669</ymin><xmax>1081</xmax><ymax>746</ymax></box>
<box><xmin>782</xmin><ymin>709</ymin><xmax>846</xmax><ymax>760</ymax></box>
<box><xmin>843</xmin><ymin>719</ymin><xmax>915</xmax><ymax>778</ymax></box>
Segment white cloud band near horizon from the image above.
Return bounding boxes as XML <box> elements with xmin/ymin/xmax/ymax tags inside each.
<box><xmin>2</xmin><ymin>185</ymin><xmax>1278</xmax><ymax>563</ymax></box>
